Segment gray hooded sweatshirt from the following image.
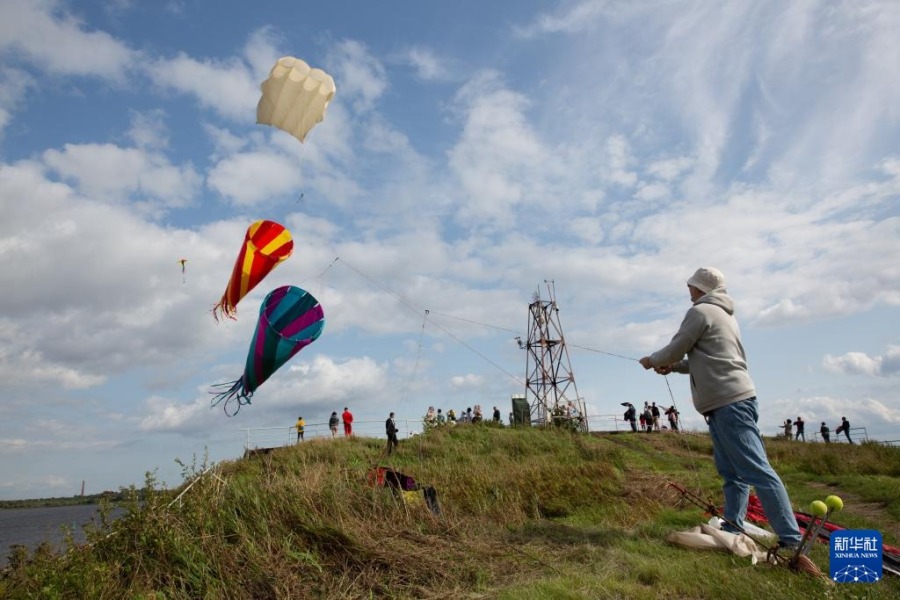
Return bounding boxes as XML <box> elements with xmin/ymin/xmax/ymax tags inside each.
<box><xmin>649</xmin><ymin>288</ymin><xmax>755</xmax><ymax>415</ymax></box>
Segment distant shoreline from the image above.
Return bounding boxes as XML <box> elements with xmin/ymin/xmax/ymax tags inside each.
<box><xmin>0</xmin><ymin>491</ymin><xmax>129</xmax><ymax>509</ymax></box>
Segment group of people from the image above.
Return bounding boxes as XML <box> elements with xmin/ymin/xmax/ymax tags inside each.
<box><xmin>294</xmin><ymin>407</ymin><xmax>355</xmax><ymax>442</ymax></box>
<box><xmin>622</xmin><ymin>401</ymin><xmax>680</xmax><ymax>433</ymax></box>
<box><xmin>423</xmin><ymin>405</ymin><xmax>503</xmax><ymax>428</ymax></box>
<box><xmin>782</xmin><ymin>416</ymin><xmax>853</xmax><ymax>444</ymax></box>
<box><xmin>549</xmin><ymin>401</ymin><xmax>584</xmax><ymax>429</ymax></box>
<box><xmin>292</xmin><ymin>403</ymin><xmax>509</xmax><ymax>453</ymax></box>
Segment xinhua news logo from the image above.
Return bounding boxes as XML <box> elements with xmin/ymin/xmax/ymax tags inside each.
<box><xmin>830</xmin><ymin>530</ymin><xmax>882</xmax><ymax>583</ymax></box>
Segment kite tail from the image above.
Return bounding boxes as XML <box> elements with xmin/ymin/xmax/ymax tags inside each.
<box><xmin>211</xmin><ymin>300</ymin><xmax>238</xmax><ymax>323</ymax></box>
<box><xmin>209</xmin><ymin>379</ymin><xmax>253</xmax><ymax>416</ymax></box>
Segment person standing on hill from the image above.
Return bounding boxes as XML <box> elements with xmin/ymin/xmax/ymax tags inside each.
<box><xmin>820</xmin><ymin>422</ymin><xmax>831</xmax><ymax>443</ymax></box>
<box><xmin>642</xmin><ymin>404</ymin><xmax>654</xmax><ymax>433</ymax></box>
<box><xmin>342</xmin><ymin>407</ymin><xmax>353</xmax><ymax>437</ymax></box>
<box><xmin>665</xmin><ymin>405</ymin><xmax>679</xmax><ymax>431</ymax></box>
<box><xmin>794</xmin><ymin>416</ymin><xmax>805</xmax><ymax>441</ymax></box>
<box><xmin>295</xmin><ymin>416</ymin><xmax>305</xmax><ymax>443</ymax></box>
<box><xmin>624</xmin><ymin>403</ymin><xmax>638</xmax><ymax>432</ymax></box>
<box><xmin>651</xmin><ymin>402</ymin><xmax>661</xmax><ymax>431</ymax></box>
<box><xmin>639</xmin><ymin>267</ymin><xmax>802</xmax><ymax>551</ymax></box>
<box><xmin>493</xmin><ymin>406</ymin><xmax>501</xmax><ymax>423</ymax></box>
<box><xmin>836</xmin><ymin>416</ymin><xmax>853</xmax><ymax>444</ymax></box>
<box><xmin>385</xmin><ymin>412</ymin><xmax>399</xmax><ymax>454</ymax></box>
<box><xmin>782</xmin><ymin>419</ymin><xmax>793</xmax><ymax>439</ymax></box>
<box><xmin>329</xmin><ymin>411</ymin><xmax>340</xmax><ymax>438</ymax></box>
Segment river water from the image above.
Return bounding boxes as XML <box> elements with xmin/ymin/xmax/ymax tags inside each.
<box><xmin>0</xmin><ymin>504</ymin><xmax>121</xmax><ymax>568</ymax></box>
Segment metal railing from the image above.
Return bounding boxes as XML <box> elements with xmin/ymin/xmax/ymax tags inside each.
<box><xmin>591</xmin><ymin>413</ymin><xmax>630</xmax><ymax>432</ymax></box>
<box><xmin>775</xmin><ymin>426</ymin><xmax>868</xmax><ymax>443</ymax></box>
<box><xmin>597</xmin><ymin>413</ymin><xmax>685</xmax><ymax>433</ymax></box>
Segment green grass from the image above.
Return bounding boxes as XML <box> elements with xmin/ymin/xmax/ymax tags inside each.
<box><xmin>2</xmin><ymin>426</ymin><xmax>898</xmax><ymax>599</ymax></box>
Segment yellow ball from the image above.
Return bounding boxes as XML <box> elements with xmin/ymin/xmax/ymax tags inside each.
<box><xmin>825</xmin><ymin>495</ymin><xmax>844</xmax><ymax>512</ymax></box>
<box><xmin>810</xmin><ymin>500</ymin><xmax>828</xmax><ymax>517</ymax></box>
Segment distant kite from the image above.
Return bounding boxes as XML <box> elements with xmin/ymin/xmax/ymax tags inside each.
<box><xmin>178</xmin><ymin>259</ymin><xmax>188</xmax><ymax>283</ymax></box>
<box><xmin>210</xmin><ymin>286</ymin><xmax>325</xmax><ymax>416</ymax></box>
<box><xmin>213</xmin><ymin>220</ymin><xmax>293</xmax><ymax>321</ymax></box>
<box><xmin>256</xmin><ymin>56</ymin><xmax>336</xmax><ymax>144</ymax></box>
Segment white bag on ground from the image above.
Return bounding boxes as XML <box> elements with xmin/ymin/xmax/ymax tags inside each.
<box><xmin>667</xmin><ymin>522</ymin><xmax>769</xmax><ymax>564</ymax></box>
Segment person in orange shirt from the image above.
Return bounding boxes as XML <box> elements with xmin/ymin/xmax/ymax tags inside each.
<box><xmin>342</xmin><ymin>407</ymin><xmax>353</xmax><ymax>436</ymax></box>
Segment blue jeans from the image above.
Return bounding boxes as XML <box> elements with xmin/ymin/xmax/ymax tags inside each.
<box><xmin>707</xmin><ymin>398</ymin><xmax>802</xmax><ymax>546</ymax></box>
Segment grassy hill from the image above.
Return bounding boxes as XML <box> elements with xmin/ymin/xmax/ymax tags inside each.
<box><xmin>2</xmin><ymin>425</ymin><xmax>899</xmax><ymax>599</ymax></box>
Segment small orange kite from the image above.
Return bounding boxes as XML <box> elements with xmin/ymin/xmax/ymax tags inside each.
<box><xmin>213</xmin><ymin>220</ymin><xmax>293</xmax><ymax>321</ymax></box>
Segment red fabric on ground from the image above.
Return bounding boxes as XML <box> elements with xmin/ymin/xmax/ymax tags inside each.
<box><xmin>728</xmin><ymin>494</ymin><xmax>900</xmax><ymax>556</ymax></box>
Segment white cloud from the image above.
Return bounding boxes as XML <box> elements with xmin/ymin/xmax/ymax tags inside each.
<box><xmin>202</xmin><ymin>123</ymin><xmax>249</xmax><ymax>157</ymax></box>
<box><xmin>633</xmin><ymin>181</ymin><xmax>669</xmax><ymax>202</ymax></box>
<box><xmin>514</xmin><ymin>0</ymin><xmax>629</xmax><ymax>37</ymax></box>
<box><xmin>0</xmin><ymin>67</ymin><xmax>33</xmax><ymax>137</ymax></box>
<box><xmin>206</xmin><ymin>150</ymin><xmax>302</xmax><ymax>205</ymax></box>
<box><xmin>0</xmin><ymin>344</ymin><xmax>106</xmax><ymax>390</ymax></box>
<box><xmin>286</xmin><ymin>355</ymin><xmax>388</xmax><ymax>399</ymax></box>
<box><xmin>0</xmin><ymin>162</ymin><xmax>242</xmax><ymax>389</ymax></box>
<box><xmin>0</xmin><ymin>473</ymin><xmax>70</xmax><ymax>494</ymax></box>
<box><xmin>447</xmin><ymin>71</ymin><xmax>546</xmax><ymax>225</ymax></box>
<box><xmin>0</xmin><ymin>438</ymin><xmax>118</xmax><ymax>454</ymax></box>
<box><xmin>147</xmin><ymin>53</ymin><xmax>259</xmax><ymax>122</ymax></box>
<box><xmin>823</xmin><ymin>346</ymin><xmax>900</xmax><ymax>377</ymax></box>
<box><xmin>329</xmin><ymin>40</ymin><xmax>388</xmax><ymax>113</ymax></box>
<box><xmin>823</xmin><ymin>352</ymin><xmax>880</xmax><ymax>377</ymax></box>
<box><xmin>404</xmin><ymin>46</ymin><xmax>450</xmax><ymax>81</ymax></box>
<box><xmin>140</xmin><ymin>27</ymin><xmax>280</xmax><ymax>125</ymax></box>
<box><xmin>127</xmin><ymin>109</ymin><xmax>170</xmax><ymax>150</ymax></box>
<box><xmin>450</xmin><ymin>373</ymin><xmax>483</xmax><ymax>388</ymax></box>
<box><xmin>42</xmin><ymin>142</ymin><xmax>201</xmax><ymax>209</ymax></box>
<box><xmin>605</xmin><ymin>135</ymin><xmax>637</xmax><ymax>187</ymax></box>
<box><xmin>646</xmin><ymin>156</ymin><xmax>693</xmax><ymax>181</ymax></box>
<box><xmin>139</xmin><ymin>395</ymin><xmax>207</xmax><ymax>432</ymax></box>
<box><xmin>568</xmin><ymin>217</ymin><xmax>605</xmax><ymax>243</ymax></box>
<box><xmin>241</xmin><ymin>27</ymin><xmax>282</xmax><ymax>82</ymax></box>
<box><xmin>0</xmin><ymin>0</ymin><xmax>138</xmax><ymax>79</ymax></box>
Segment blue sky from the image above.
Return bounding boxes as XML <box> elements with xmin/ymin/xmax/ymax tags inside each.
<box><xmin>1</xmin><ymin>0</ymin><xmax>898</xmax><ymax>500</ymax></box>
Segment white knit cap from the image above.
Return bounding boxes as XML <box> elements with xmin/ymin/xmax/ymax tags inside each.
<box><xmin>686</xmin><ymin>267</ymin><xmax>726</xmax><ymax>294</ymax></box>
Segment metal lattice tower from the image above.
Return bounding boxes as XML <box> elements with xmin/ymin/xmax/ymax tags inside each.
<box><xmin>518</xmin><ymin>281</ymin><xmax>588</xmax><ymax>431</ymax></box>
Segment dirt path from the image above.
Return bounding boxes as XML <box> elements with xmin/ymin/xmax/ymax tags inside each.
<box><xmin>807</xmin><ymin>481</ymin><xmax>900</xmax><ymax>543</ymax></box>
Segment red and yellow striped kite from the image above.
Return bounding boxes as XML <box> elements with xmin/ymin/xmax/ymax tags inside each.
<box><xmin>213</xmin><ymin>220</ymin><xmax>293</xmax><ymax>321</ymax></box>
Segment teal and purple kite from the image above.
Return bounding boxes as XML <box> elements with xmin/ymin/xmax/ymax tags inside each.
<box><xmin>211</xmin><ymin>285</ymin><xmax>325</xmax><ymax>415</ymax></box>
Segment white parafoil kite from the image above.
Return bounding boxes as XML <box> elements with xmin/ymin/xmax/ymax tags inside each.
<box><xmin>256</xmin><ymin>56</ymin><xmax>336</xmax><ymax>144</ymax></box>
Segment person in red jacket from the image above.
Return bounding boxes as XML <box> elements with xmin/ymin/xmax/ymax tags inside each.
<box><xmin>342</xmin><ymin>407</ymin><xmax>353</xmax><ymax>436</ymax></box>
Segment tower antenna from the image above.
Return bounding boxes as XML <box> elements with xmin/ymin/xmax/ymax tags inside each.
<box><xmin>521</xmin><ymin>281</ymin><xmax>588</xmax><ymax>431</ymax></box>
